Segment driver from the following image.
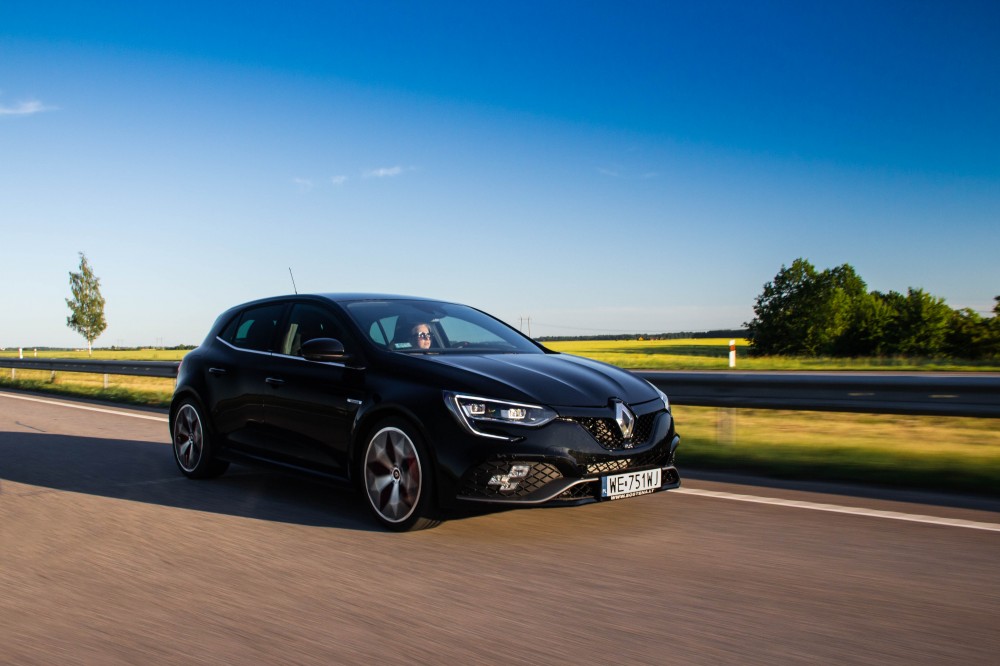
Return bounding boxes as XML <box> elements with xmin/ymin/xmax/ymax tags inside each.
<box><xmin>409</xmin><ymin>322</ymin><xmax>433</xmax><ymax>349</ymax></box>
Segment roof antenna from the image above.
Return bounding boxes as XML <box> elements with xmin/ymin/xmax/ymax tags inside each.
<box><xmin>288</xmin><ymin>267</ymin><xmax>298</xmax><ymax>294</ymax></box>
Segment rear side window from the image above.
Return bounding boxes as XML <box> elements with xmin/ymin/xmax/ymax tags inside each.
<box><xmin>278</xmin><ymin>303</ymin><xmax>351</xmax><ymax>357</ymax></box>
<box><xmin>220</xmin><ymin>303</ymin><xmax>286</xmax><ymax>352</ymax></box>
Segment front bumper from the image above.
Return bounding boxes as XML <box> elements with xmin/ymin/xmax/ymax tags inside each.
<box><xmin>450</xmin><ymin>405</ymin><xmax>680</xmax><ymax>506</ymax></box>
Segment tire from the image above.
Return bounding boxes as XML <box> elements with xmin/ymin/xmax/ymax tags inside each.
<box><xmin>172</xmin><ymin>398</ymin><xmax>229</xmax><ymax>479</ymax></box>
<box><xmin>361</xmin><ymin>418</ymin><xmax>440</xmax><ymax>531</ymax></box>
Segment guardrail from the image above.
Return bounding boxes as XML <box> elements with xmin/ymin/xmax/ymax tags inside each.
<box><xmin>637</xmin><ymin>371</ymin><xmax>1000</xmax><ymax>418</ymax></box>
<box><xmin>1</xmin><ymin>358</ymin><xmax>179</xmax><ymax>378</ymax></box>
<box><xmin>1</xmin><ymin>358</ymin><xmax>998</xmax><ymax>418</ymax></box>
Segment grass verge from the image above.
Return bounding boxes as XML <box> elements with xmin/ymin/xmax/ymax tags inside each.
<box><xmin>0</xmin><ymin>372</ymin><xmax>172</xmax><ymax>408</ymax></box>
<box><xmin>673</xmin><ymin>406</ymin><xmax>1000</xmax><ymax>497</ymax></box>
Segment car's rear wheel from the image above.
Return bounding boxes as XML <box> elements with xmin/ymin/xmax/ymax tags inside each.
<box><xmin>172</xmin><ymin>399</ymin><xmax>229</xmax><ymax>479</ymax></box>
<box><xmin>362</xmin><ymin>419</ymin><xmax>440</xmax><ymax>531</ymax></box>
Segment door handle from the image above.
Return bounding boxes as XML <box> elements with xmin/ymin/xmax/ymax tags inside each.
<box><xmin>208</xmin><ymin>368</ymin><xmax>227</xmax><ymax>376</ymax></box>
<box><xmin>265</xmin><ymin>377</ymin><xmax>286</xmax><ymax>386</ymax></box>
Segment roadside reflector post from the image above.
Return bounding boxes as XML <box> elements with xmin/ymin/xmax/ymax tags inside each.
<box><xmin>19</xmin><ymin>347</ymin><xmax>23</xmax><ymax>359</ymax></box>
<box><xmin>721</xmin><ymin>339</ymin><xmax>737</xmax><ymax>442</ymax></box>
<box><xmin>104</xmin><ymin>374</ymin><xmax>109</xmax><ymax>389</ymax></box>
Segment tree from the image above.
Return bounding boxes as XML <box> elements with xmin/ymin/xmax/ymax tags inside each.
<box><xmin>991</xmin><ymin>297</ymin><xmax>1000</xmax><ymax>358</ymax></box>
<box><xmin>944</xmin><ymin>308</ymin><xmax>987</xmax><ymax>358</ymax></box>
<box><xmin>881</xmin><ymin>288</ymin><xmax>952</xmax><ymax>356</ymax></box>
<box><xmin>748</xmin><ymin>259</ymin><xmax>998</xmax><ymax>359</ymax></box>
<box><xmin>66</xmin><ymin>252</ymin><xmax>107</xmax><ymax>356</ymax></box>
<box><xmin>978</xmin><ymin>295</ymin><xmax>1000</xmax><ymax>359</ymax></box>
<box><xmin>745</xmin><ymin>258</ymin><xmax>869</xmax><ymax>356</ymax></box>
<box><xmin>834</xmin><ymin>290</ymin><xmax>896</xmax><ymax>356</ymax></box>
<box><xmin>745</xmin><ymin>258</ymin><xmax>819</xmax><ymax>355</ymax></box>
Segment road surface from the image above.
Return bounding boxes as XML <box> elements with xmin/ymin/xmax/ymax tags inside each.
<box><xmin>2</xmin><ymin>391</ymin><xmax>998</xmax><ymax>664</ymax></box>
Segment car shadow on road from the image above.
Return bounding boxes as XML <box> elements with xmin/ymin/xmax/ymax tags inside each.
<box><xmin>0</xmin><ymin>430</ymin><xmax>388</xmax><ymax>531</ymax></box>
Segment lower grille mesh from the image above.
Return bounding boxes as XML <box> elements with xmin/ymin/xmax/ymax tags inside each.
<box><xmin>458</xmin><ymin>461</ymin><xmax>563</xmax><ymax>499</ymax></box>
<box><xmin>585</xmin><ymin>444</ymin><xmax>673</xmax><ymax>475</ymax></box>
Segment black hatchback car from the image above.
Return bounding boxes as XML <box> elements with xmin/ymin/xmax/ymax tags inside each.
<box><xmin>170</xmin><ymin>294</ymin><xmax>680</xmax><ymax>530</ymax></box>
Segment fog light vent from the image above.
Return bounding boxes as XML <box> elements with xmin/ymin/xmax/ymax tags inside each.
<box><xmin>487</xmin><ymin>464</ymin><xmax>532</xmax><ymax>492</ymax></box>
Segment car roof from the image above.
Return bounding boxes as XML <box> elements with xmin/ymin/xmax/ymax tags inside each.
<box><xmin>208</xmin><ymin>293</ymin><xmax>461</xmax><ymax>337</ymax></box>
<box><xmin>230</xmin><ymin>293</ymin><xmax>451</xmax><ymax>306</ymax></box>
<box><xmin>314</xmin><ymin>293</ymin><xmax>443</xmax><ymax>303</ymax></box>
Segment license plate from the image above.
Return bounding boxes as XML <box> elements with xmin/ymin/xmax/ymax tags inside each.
<box><xmin>601</xmin><ymin>468</ymin><xmax>662</xmax><ymax>500</ymax></box>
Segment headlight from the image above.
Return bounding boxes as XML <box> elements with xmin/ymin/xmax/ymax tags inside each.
<box><xmin>444</xmin><ymin>392</ymin><xmax>557</xmax><ymax>440</ymax></box>
<box><xmin>648</xmin><ymin>381</ymin><xmax>670</xmax><ymax>411</ymax></box>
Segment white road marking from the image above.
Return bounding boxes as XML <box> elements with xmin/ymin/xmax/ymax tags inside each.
<box><xmin>0</xmin><ymin>391</ymin><xmax>169</xmax><ymax>423</ymax></box>
<box><xmin>675</xmin><ymin>487</ymin><xmax>1000</xmax><ymax>533</ymax></box>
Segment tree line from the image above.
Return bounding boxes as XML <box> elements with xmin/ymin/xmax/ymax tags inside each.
<box><xmin>745</xmin><ymin>258</ymin><xmax>1000</xmax><ymax>359</ymax></box>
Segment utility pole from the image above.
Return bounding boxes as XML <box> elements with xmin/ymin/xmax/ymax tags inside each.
<box><xmin>518</xmin><ymin>316</ymin><xmax>532</xmax><ymax>337</ymax></box>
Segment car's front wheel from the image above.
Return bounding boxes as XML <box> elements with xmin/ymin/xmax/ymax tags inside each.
<box><xmin>362</xmin><ymin>419</ymin><xmax>439</xmax><ymax>531</ymax></box>
<box><xmin>172</xmin><ymin>398</ymin><xmax>229</xmax><ymax>479</ymax></box>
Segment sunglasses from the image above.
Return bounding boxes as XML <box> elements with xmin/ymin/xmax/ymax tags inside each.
<box><xmin>413</xmin><ymin>332</ymin><xmax>432</xmax><ymax>340</ymax></box>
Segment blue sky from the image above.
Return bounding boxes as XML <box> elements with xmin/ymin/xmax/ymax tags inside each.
<box><xmin>2</xmin><ymin>1</ymin><xmax>998</xmax><ymax>347</ymax></box>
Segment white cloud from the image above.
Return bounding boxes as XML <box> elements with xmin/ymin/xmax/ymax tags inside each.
<box><xmin>293</xmin><ymin>177</ymin><xmax>314</xmax><ymax>192</ymax></box>
<box><xmin>364</xmin><ymin>166</ymin><xmax>403</xmax><ymax>178</ymax></box>
<box><xmin>0</xmin><ymin>99</ymin><xmax>54</xmax><ymax>116</ymax></box>
<box><xmin>331</xmin><ymin>175</ymin><xmax>348</xmax><ymax>186</ymax></box>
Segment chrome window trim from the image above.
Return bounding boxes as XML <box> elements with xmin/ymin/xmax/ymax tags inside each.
<box><xmin>216</xmin><ymin>336</ymin><xmax>273</xmax><ymax>357</ymax></box>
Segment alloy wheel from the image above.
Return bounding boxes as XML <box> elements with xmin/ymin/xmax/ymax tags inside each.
<box><xmin>364</xmin><ymin>426</ymin><xmax>423</xmax><ymax>525</ymax></box>
<box><xmin>173</xmin><ymin>403</ymin><xmax>204</xmax><ymax>473</ymax></box>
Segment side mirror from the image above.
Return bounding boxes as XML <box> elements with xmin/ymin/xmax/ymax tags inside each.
<box><xmin>300</xmin><ymin>337</ymin><xmax>351</xmax><ymax>362</ymax></box>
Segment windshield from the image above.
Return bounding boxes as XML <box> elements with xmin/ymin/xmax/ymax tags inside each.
<box><xmin>343</xmin><ymin>299</ymin><xmax>543</xmax><ymax>354</ymax></box>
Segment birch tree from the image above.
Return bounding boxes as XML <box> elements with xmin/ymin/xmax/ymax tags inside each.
<box><xmin>66</xmin><ymin>252</ymin><xmax>107</xmax><ymax>356</ymax></box>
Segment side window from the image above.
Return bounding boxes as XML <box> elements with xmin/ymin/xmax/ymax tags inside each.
<box><xmin>368</xmin><ymin>319</ymin><xmax>389</xmax><ymax>346</ymax></box>
<box><xmin>222</xmin><ymin>303</ymin><xmax>286</xmax><ymax>352</ymax></box>
<box><xmin>279</xmin><ymin>303</ymin><xmax>349</xmax><ymax>357</ymax></box>
<box><xmin>369</xmin><ymin>316</ymin><xmax>398</xmax><ymax>347</ymax></box>
<box><xmin>437</xmin><ymin>316</ymin><xmax>505</xmax><ymax>346</ymax></box>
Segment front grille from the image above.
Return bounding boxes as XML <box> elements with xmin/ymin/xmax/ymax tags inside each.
<box><xmin>586</xmin><ymin>459</ymin><xmax>633</xmax><ymax>475</ymax></box>
<box><xmin>557</xmin><ymin>482</ymin><xmax>598</xmax><ymax>501</ymax></box>
<box><xmin>458</xmin><ymin>461</ymin><xmax>563</xmax><ymax>499</ymax></box>
<box><xmin>571</xmin><ymin>411</ymin><xmax>660</xmax><ymax>450</ymax></box>
<box><xmin>584</xmin><ymin>440</ymin><xmax>674</xmax><ymax>475</ymax></box>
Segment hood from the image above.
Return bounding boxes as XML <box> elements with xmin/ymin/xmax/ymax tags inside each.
<box><xmin>421</xmin><ymin>352</ymin><xmax>658</xmax><ymax>408</ymax></box>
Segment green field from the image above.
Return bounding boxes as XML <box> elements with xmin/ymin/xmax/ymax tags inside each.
<box><xmin>2</xmin><ymin>342</ymin><xmax>998</xmax><ymax>496</ymax></box>
<box><xmin>543</xmin><ymin>338</ymin><xmax>1000</xmax><ymax>371</ymax></box>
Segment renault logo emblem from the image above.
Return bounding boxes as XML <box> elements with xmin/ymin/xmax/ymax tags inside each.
<box><xmin>613</xmin><ymin>400</ymin><xmax>635</xmax><ymax>440</ymax></box>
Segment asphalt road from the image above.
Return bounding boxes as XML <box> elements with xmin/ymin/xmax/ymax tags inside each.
<box><xmin>2</xmin><ymin>391</ymin><xmax>999</xmax><ymax>665</ymax></box>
